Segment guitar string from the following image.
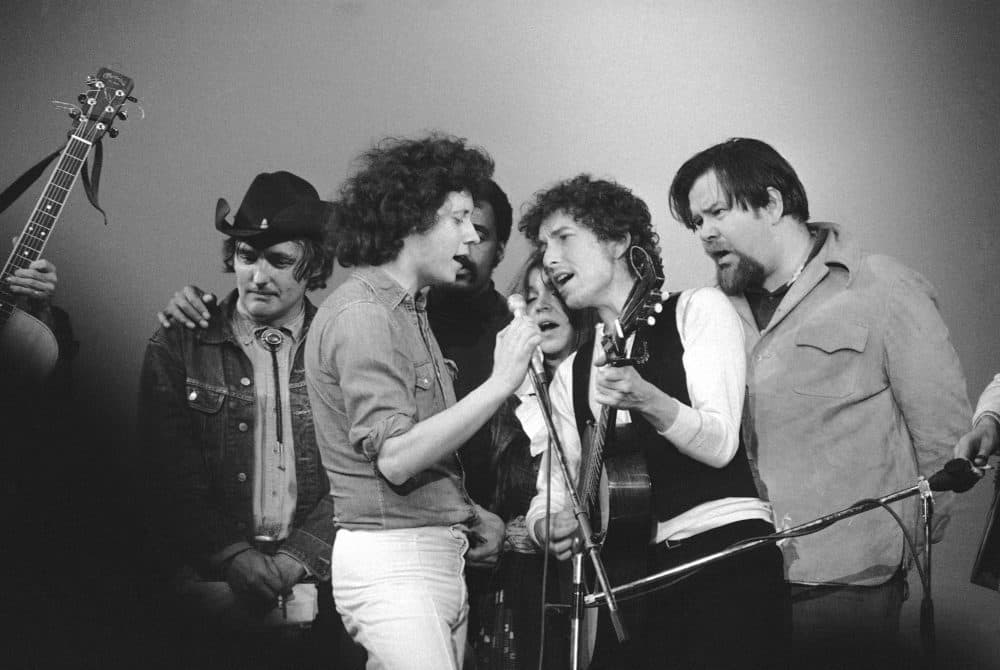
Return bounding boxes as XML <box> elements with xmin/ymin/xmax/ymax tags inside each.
<box><xmin>5</xmin><ymin>136</ymin><xmax>91</xmax><ymax>274</ymax></box>
<box><xmin>577</xmin><ymin>263</ymin><xmax>662</xmax><ymax>528</ymax></box>
<box><xmin>3</xmin><ymin>89</ymin><xmax>108</xmax><ymax>279</ymax></box>
<box><xmin>1</xmin><ymin>80</ymin><xmax>117</xmax><ymax>316</ymax></box>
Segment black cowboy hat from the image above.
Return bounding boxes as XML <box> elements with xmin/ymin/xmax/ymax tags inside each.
<box><xmin>214</xmin><ymin>171</ymin><xmax>330</xmax><ymax>245</ymax></box>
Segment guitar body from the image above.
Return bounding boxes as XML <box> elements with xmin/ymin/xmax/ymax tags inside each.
<box><xmin>0</xmin><ymin>307</ymin><xmax>58</xmax><ymax>384</ymax></box>
<box><xmin>585</xmin><ymin>428</ymin><xmax>652</xmax><ymax>666</ymax></box>
<box><xmin>589</xmin><ymin>425</ymin><xmax>652</xmax><ymax>559</ymax></box>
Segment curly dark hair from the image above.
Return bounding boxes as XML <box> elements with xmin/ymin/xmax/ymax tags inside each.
<box><xmin>222</xmin><ymin>236</ymin><xmax>334</xmax><ymax>291</ymax></box>
<box><xmin>333</xmin><ymin>133</ymin><xmax>495</xmax><ymax>267</ymax></box>
<box><xmin>517</xmin><ymin>174</ymin><xmax>663</xmax><ymax>276</ymax></box>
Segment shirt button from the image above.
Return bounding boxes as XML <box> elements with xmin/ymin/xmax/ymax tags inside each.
<box><xmin>238</xmin><ymin>422</ymin><xmax>249</xmax><ymax>432</ymax></box>
<box><xmin>420</xmin><ymin>377</ymin><xmax>429</xmax><ymax>386</ymax></box>
<box><xmin>236</xmin><ymin>472</ymin><xmax>247</xmax><ymax>482</ymax></box>
<box><xmin>240</xmin><ymin>377</ymin><xmax>251</xmax><ymax>387</ymax></box>
<box><xmin>188</xmin><ymin>391</ymin><xmax>198</xmax><ymax>401</ymax></box>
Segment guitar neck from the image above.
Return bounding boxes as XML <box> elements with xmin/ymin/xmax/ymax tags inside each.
<box><xmin>579</xmin><ymin>403</ymin><xmax>613</xmax><ymax>508</ymax></box>
<box><xmin>0</xmin><ymin>132</ymin><xmax>93</xmax><ymax>325</ymax></box>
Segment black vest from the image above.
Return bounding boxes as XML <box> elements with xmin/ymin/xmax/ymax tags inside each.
<box><xmin>572</xmin><ymin>293</ymin><xmax>759</xmax><ymax>522</ymax></box>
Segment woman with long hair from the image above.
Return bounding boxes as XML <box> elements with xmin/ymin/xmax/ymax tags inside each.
<box><xmin>473</xmin><ymin>251</ymin><xmax>594</xmax><ymax>670</ymax></box>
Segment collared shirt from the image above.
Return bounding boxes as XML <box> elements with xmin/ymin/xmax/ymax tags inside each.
<box><xmin>305</xmin><ymin>266</ymin><xmax>476</xmax><ymax>530</ymax></box>
<box><xmin>745</xmin><ymin>228</ymin><xmax>827</xmax><ymax>331</ymax></box>
<box><xmin>731</xmin><ymin>222</ymin><xmax>970</xmax><ymax>586</ymax></box>
<box><xmin>232</xmin><ymin>306</ymin><xmax>305</xmax><ymax>542</ymax></box>
<box><xmin>523</xmin><ymin>287</ymin><xmax>772</xmax><ymax>546</ymax></box>
<box><xmin>973</xmin><ymin>374</ymin><xmax>1000</xmax><ymax>426</ymax></box>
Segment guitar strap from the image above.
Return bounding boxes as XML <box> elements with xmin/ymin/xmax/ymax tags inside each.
<box><xmin>0</xmin><ymin>138</ymin><xmax>107</xmax><ymax>224</ymax></box>
<box><xmin>571</xmin><ymin>331</ymin><xmax>596</xmax><ymax>438</ymax></box>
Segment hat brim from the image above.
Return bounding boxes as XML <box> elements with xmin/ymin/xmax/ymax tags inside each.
<box><xmin>215</xmin><ymin>198</ymin><xmax>331</xmax><ymax>240</ymax></box>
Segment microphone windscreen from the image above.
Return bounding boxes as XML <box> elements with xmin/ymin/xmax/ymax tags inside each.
<box><xmin>507</xmin><ymin>293</ymin><xmax>526</xmax><ymax>317</ymax></box>
<box><xmin>929</xmin><ymin>458</ymin><xmax>982</xmax><ymax>493</ymax></box>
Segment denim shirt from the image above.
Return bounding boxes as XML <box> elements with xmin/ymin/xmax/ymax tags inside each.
<box><xmin>305</xmin><ymin>266</ymin><xmax>477</xmax><ymax>531</ymax></box>
<box><xmin>138</xmin><ymin>290</ymin><xmax>336</xmax><ymax>580</ymax></box>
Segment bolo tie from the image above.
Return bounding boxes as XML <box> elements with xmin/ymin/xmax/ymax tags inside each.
<box><xmin>255</xmin><ymin>326</ymin><xmax>288</xmax><ymax>547</ymax></box>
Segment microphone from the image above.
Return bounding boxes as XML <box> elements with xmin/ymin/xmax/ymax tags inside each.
<box><xmin>928</xmin><ymin>458</ymin><xmax>986</xmax><ymax>493</ymax></box>
<box><xmin>507</xmin><ymin>293</ymin><xmax>546</xmax><ymax>377</ymax></box>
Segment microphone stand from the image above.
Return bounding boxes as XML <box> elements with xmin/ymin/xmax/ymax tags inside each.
<box><xmin>920</xmin><ymin>489</ymin><xmax>935</xmax><ymax>669</ymax></box>
<box><xmin>584</xmin><ymin>478</ymin><xmax>937</xmax><ymax>664</ymax></box>
<box><xmin>525</xmin><ymin>363</ymin><xmax>628</xmax><ymax>669</ymax></box>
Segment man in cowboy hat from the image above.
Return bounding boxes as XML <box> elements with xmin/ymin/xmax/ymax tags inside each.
<box><xmin>138</xmin><ymin>171</ymin><xmax>352</xmax><ymax>667</ymax></box>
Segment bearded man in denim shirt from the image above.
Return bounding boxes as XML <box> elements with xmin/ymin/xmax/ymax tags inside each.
<box><xmin>669</xmin><ymin>139</ymin><xmax>971</xmax><ymax>669</ymax></box>
<box><xmin>139</xmin><ymin>172</ymin><xmax>352</xmax><ymax>666</ymax></box>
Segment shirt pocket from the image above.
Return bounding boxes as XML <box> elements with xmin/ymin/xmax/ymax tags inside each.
<box><xmin>791</xmin><ymin>321</ymin><xmax>869</xmax><ymax>399</ymax></box>
<box><xmin>413</xmin><ymin>360</ymin><xmax>439</xmax><ymax>419</ymax></box>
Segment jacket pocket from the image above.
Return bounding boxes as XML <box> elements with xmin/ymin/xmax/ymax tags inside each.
<box><xmin>185</xmin><ymin>382</ymin><xmax>226</xmax><ymax>414</ymax></box>
<box><xmin>184</xmin><ymin>381</ymin><xmax>228</xmax><ymax>474</ymax></box>
<box><xmin>791</xmin><ymin>321</ymin><xmax>869</xmax><ymax>399</ymax></box>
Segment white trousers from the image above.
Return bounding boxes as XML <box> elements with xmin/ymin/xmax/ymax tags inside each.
<box><xmin>332</xmin><ymin>525</ymin><xmax>470</xmax><ymax>670</ymax></box>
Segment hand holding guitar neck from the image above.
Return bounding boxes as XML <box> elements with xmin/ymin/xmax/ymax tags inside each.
<box><xmin>5</xmin><ymin>253</ymin><xmax>57</xmax><ymax>302</ymax></box>
<box><xmin>0</xmin><ymin>67</ymin><xmax>135</xmax><ymax>384</ymax></box>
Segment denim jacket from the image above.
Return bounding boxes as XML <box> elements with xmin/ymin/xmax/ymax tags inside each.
<box><xmin>138</xmin><ymin>290</ymin><xmax>336</xmax><ymax>580</ymax></box>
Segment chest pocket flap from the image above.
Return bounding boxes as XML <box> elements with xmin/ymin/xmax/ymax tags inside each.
<box><xmin>413</xmin><ymin>361</ymin><xmax>434</xmax><ymax>390</ymax></box>
<box><xmin>185</xmin><ymin>382</ymin><xmax>226</xmax><ymax>414</ymax></box>
<box><xmin>791</xmin><ymin>320</ymin><xmax>871</xmax><ymax>399</ymax></box>
<box><xmin>794</xmin><ymin>321</ymin><xmax>868</xmax><ymax>354</ymax></box>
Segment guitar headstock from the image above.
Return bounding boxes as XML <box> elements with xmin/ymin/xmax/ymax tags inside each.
<box><xmin>602</xmin><ymin>246</ymin><xmax>665</xmax><ymax>364</ymax></box>
<box><xmin>69</xmin><ymin>67</ymin><xmax>135</xmax><ymax>141</ymax></box>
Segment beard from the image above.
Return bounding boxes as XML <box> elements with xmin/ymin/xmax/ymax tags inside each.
<box><xmin>717</xmin><ymin>252</ymin><xmax>766</xmax><ymax>296</ymax></box>
<box><xmin>440</xmin><ymin>255</ymin><xmax>481</xmax><ymax>293</ymax></box>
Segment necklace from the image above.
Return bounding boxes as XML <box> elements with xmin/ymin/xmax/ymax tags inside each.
<box><xmin>787</xmin><ymin>232</ymin><xmax>817</xmax><ymax>287</ymax></box>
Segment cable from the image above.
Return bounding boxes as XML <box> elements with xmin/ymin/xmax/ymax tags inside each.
<box><xmin>536</xmin><ymin>428</ymin><xmax>554</xmax><ymax>670</ymax></box>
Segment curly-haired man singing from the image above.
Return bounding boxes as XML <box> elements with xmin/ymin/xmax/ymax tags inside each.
<box><xmin>304</xmin><ymin>134</ymin><xmax>541</xmax><ymax>670</ymax></box>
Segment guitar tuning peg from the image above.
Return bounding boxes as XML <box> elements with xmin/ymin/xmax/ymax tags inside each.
<box><xmin>77</xmin><ymin>94</ymin><xmax>88</xmax><ymax>104</ymax></box>
<box><xmin>107</xmin><ymin>127</ymin><xmax>120</xmax><ymax>139</ymax></box>
<box><xmin>652</xmin><ymin>302</ymin><xmax>663</xmax><ymax>314</ymax></box>
<box><xmin>116</xmin><ymin>110</ymin><xmax>128</xmax><ymax>121</ymax></box>
<box><xmin>646</xmin><ymin>316</ymin><xmax>657</xmax><ymax>327</ymax></box>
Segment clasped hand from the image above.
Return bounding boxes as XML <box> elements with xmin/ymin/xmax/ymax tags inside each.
<box><xmin>224</xmin><ymin>549</ymin><xmax>305</xmax><ymax>607</ymax></box>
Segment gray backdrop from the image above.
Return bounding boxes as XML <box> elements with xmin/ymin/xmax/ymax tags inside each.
<box><xmin>2</xmin><ymin>1</ymin><xmax>997</xmax><ymax>665</ymax></box>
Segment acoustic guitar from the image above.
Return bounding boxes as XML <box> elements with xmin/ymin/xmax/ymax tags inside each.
<box><xmin>572</xmin><ymin>246</ymin><xmax>663</xmax><ymax>664</ymax></box>
<box><xmin>0</xmin><ymin>67</ymin><xmax>133</xmax><ymax>385</ymax></box>
<box><xmin>577</xmin><ymin>246</ymin><xmax>663</xmax><ymax>557</ymax></box>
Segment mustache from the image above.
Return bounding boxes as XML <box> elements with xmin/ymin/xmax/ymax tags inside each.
<box><xmin>454</xmin><ymin>255</ymin><xmax>476</xmax><ymax>274</ymax></box>
<box><xmin>702</xmin><ymin>242</ymin><xmax>732</xmax><ymax>255</ymax></box>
